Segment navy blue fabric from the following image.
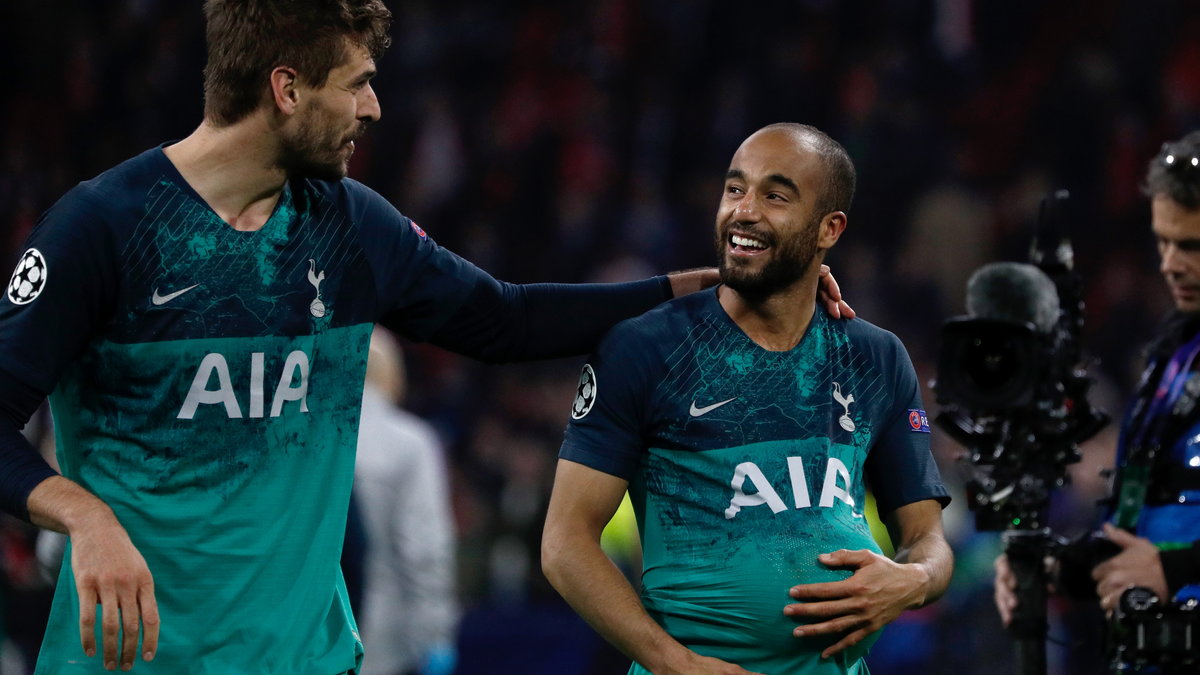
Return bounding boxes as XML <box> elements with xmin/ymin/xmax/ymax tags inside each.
<box><xmin>0</xmin><ymin>144</ymin><xmax>675</xmax><ymax>519</ymax></box>
<box><xmin>0</xmin><ymin>369</ymin><xmax>56</xmax><ymax>521</ymax></box>
<box><xmin>561</xmin><ymin>289</ymin><xmax>949</xmax><ymax>514</ymax></box>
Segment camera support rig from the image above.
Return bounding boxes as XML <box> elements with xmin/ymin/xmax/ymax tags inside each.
<box><xmin>934</xmin><ymin>190</ymin><xmax>1109</xmax><ymax>675</ymax></box>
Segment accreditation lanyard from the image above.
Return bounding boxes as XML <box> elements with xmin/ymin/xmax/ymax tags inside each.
<box><xmin>1114</xmin><ymin>330</ymin><xmax>1200</xmax><ymax>529</ymax></box>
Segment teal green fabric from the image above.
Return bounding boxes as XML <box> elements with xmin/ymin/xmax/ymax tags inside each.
<box><xmin>627</xmin><ymin>439</ymin><xmax>881</xmax><ymax>675</ymax></box>
<box><xmin>38</xmin><ymin>326</ymin><xmax>372</xmax><ymax>674</ymax></box>
<box><xmin>39</xmin><ymin>326</ymin><xmax>371</xmax><ymax>673</ymax></box>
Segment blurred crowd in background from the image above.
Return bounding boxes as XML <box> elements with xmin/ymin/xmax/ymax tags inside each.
<box><xmin>2</xmin><ymin>0</ymin><xmax>1200</xmax><ymax>673</ymax></box>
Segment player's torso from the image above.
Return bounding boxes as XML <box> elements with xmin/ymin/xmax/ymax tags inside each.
<box><xmin>40</xmin><ymin>174</ymin><xmax>373</xmax><ymax>673</ymax></box>
<box><xmin>56</xmin><ymin>176</ymin><xmax>375</xmax><ymax>499</ymax></box>
<box><xmin>630</xmin><ymin>306</ymin><xmax>899</xmax><ymax>673</ymax></box>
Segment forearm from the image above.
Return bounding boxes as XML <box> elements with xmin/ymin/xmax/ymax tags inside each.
<box><xmin>542</xmin><ymin>534</ymin><xmax>690</xmax><ymax>673</ymax></box>
<box><xmin>0</xmin><ymin>369</ymin><xmax>59</xmax><ymax>521</ymax></box>
<box><xmin>893</xmin><ymin>531</ymin><xmax>954</xmax><ymax>606</ymax></box>
<box><xmin>428</xmin><ymin>277</ymin><xmax>671</xmax><ymax>363</ymax></box>
<box><xmin>27</xmin><ymin>474</ymin><xmax>119</xmax><ymax>535</ymax></box>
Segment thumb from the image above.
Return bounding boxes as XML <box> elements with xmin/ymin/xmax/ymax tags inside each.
<box><xmin>1103</xmin><ymin>522</ymin><xmax>1139</xmax><ymax>548</ymax></box>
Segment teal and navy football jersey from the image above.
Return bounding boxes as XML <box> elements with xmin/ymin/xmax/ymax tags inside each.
<box><xmin>561</xmin><ymin>289</ymin><xmax>949</xmax><ymax>675</ymax></box>
<box><xmin>0</xmin><ymin>146</ymin><xmax>667</xmax><ymax>674</ymax></box>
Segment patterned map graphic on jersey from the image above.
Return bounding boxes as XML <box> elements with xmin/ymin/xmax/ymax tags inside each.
<box><xmin>653</xmin><ymin>309</ymin><xmax>887</xmax><ymax>451</ymax></box>
<box><xmin>113</xmin><ymin>177</ymin><xmax>369</xmax><ymax>341</ymax></box>
<box><xmin>43</xmin><ymin>324</ymin><xmax>372</xmax><ymax>674</ymax></box>
<box><xmin>628</xmin><ymin>308</ymin><xmax>888</xmax><ymax>674</ymax></box>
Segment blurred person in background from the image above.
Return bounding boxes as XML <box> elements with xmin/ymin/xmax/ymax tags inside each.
<box><xmin>354</xmin><ymin>328</ymin><xmax>458</xmax><ymax>675</ymax></box>
<box><xmin>995</xmin><ymin>130</ymin><xmax>1200</xmax><ymax>640</ymax></box>
<box><xmin>0</xmin><ymin>0</ymin><xmax>829</xmax><ymax>672</ymax></box>
<box><xmin>542</xmin><ymin>123</ymin><xmax>953</xmax><ymax>675</ymax></box>
<box><xmin>0</xmin><ymin>1</ymin><xmax>860</xmax><ymax>672</ymax></box>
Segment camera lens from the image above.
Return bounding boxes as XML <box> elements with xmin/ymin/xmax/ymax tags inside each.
<box><xmin>937</xmin><ymin>318</ymin><xmax>1040</xmax><ymax>410</ymax></box>
<box><xmin>961</xmin><ymin>334</ymin><xmax>1025</xmax><ymax>390</ymax></box>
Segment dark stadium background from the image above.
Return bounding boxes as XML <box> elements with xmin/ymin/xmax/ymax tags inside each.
<box><xmin>2</xmin><ymin>1</ymin><xmax>1199</xmax><ymax>673</ymax></box>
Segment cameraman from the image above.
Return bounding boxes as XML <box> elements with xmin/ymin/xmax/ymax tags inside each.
<box><xmin>995</xmin><ymin>130</ymin><xmax>1200</xmax><ymax>624</ymax></box>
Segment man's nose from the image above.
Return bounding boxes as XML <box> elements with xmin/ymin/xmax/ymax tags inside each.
<box><xmin>732</xmin><ymin>193</ymin><xmax>762</xmax><ymax>222</ymax></box>
<box><xmin>359</xmin><ymin>83</ymin><xmax>381</xmax><ymax>122</ymax></box>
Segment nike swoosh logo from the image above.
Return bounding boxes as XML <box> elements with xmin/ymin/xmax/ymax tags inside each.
<box><xmin>689</xmin><ymin>397</ymin><xmax>737</xmax><ymax>417</ymax></box>
<box><xmin>151</xmin><ymin>284</ymin><xmax>200</xmax><ymax>306</ymax></box>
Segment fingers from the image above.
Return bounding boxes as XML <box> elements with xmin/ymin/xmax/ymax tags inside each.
<box><xmin>820</xmin><ymin>627</ymin><xmax>872</xmax><ymax>659</ymax></box>
<box><xmin>819</xmin><ymin>549</ymin><xmax>872</xmax><ymax>568</ymax></box>
<box><xmin>818</xmin><ymin>266</ymin><xmax>839</xmax><ymax>298</ymax></box>
<box><xmin>837</xmin><ymin>299</ymin><xmax>857</xmax><ymax>319</ymax></box>
<box><xmin>1102</xmin><ymin>522</ymin><xmax>1138</xmax><ymax>548</ymax></box>
<box><xmin>121</xmin><ymin>597</ymin><xmax>141</xmax><ymax>670</ymax></box>
<box><xmin>140</xmin><ymin>580</ymin><xmax>159</xmax><ymax>663</ymax></box>
<box><xmin>993</xmin><ymin>554</ymin><xmax>1015</xmax><ymax>625</ymax></box>
<box><xmin>75</xmin><ymin>562</ymin><xmax>158</xmax><ymax>670</ymax></box>
<box><xmin>99</xmin><ymin>585</ymin><xmax>120</xmax><ymax>670</ymax></box>
<box><xmin>77</xmin><ymin>586</ymin><xmax>98</xmax><ymax>660</ymax></box>
<box><xmin>1097</xmin><ymin>582</ymin><xmax>1131</xmax><ymax>614</ymax></box>
<box><xmin>816</xmin><ymin>265</ymin><xmax>857</xmax><ymax>319</ymax></box>
<box><xmin>789</xmin><ymin>581</ymin><xmax>848</xmax><ymax>600</ymax></box>
<box><xmin>786</xmin><ymin>599</ymin><xmax>860</xmax><ymax>624</ymax></box>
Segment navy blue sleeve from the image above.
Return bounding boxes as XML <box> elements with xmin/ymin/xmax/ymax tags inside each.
<box><xmin>346</xmin><ymin>180</ymin><xmax>673</xmax><ymax>362</ymax></box>
<box><xmin>428</xmin><ymin>277</ymin><xmax>672</xmax><ymax>363</ymax></box>
<box><xmin>0</xmin><ymin>370</ymin><xmax>57</xmax><ymax>520</ymax></box>
<box><xmin>0</xmin><ymin>185</ymin><xmax>119</xmax><ymax>519</ymax></box>
<box><xmin>864</xmin><ymin>329</ymin><xmax>951</xmax><ymax>514</ymax></box>
<box><xmin>0</xmin><ymin>187</ymin><xmax>119</xmax><ymax>392</ymax></box>
<box><xmin>559</xmin><ymin>318</ymin><xmax>658</xmax><ymax>480</ymax></box>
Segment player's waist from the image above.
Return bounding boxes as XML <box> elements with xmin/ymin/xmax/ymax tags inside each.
<box><xmin>641</xmin><ymin>590</ymin><xmax>878</xmax><ymax>670</ymax></box>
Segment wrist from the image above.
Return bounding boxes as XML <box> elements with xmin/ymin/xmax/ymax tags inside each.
<box><xmin>28</xmin><ymin>475</ymin><xmax>116</xmax><ymax>534</ymax></box>
<box><xmin>905</xmin><ymin>561</ymin><xmax>933</xmax><ymax>607</ymax></box>
<box><xmin>643</xmin><ymin>639</ymin><xmax>695</xmax><ymax>675</ymax></box>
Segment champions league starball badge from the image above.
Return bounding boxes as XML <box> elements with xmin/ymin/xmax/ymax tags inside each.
<box><xmin>572</xmin><ymin>364</ymin><xmax>597</xmax><ymax>419</ymax></box>
<box><xmin>7</xmin><ymin>248</ymin><xmax>47</xmax><ymax>305</ymax></box>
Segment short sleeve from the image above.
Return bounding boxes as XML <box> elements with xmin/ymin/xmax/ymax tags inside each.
<box><xmin>559</xmin><ymin>320</ymin><xmax>658</xmax><ymax>480</ymax></box>
<box><xmin>864</xmin><ymin>333</ymin><xmax>950</xmax><ymax>513</ymax></box>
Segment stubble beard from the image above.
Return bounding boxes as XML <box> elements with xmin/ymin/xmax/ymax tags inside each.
<box><xmin>716</xmin><ymin>215</ymin><xmax>822</xmax><ymax>304</ymax></box>
<box><xmin>279</xmin><ymin>111</ymin><xmax>363</xmax><ymax>181</ymax></box>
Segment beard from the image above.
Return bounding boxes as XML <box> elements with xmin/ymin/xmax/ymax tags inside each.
<box><xmin>279</xmin><ymin>110</ymin><xmax>365</xmax><ymax>181</ymax></box>
<box><xmin>716</xmin><ymin>214</ymin><xmax>822</xmax><ymax>303</ymax></box>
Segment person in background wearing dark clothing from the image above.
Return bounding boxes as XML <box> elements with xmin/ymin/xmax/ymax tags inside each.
<box><xmin>995</xmin><ymin>130</ymin><xmax>1200</xmax><ymax>628</ymax></box>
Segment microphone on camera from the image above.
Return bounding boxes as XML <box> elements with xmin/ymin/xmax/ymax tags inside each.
<box><xmin>966</xmin><ymin>262</ymin><xmax>1062</xmax><ymax>333</ymax></box>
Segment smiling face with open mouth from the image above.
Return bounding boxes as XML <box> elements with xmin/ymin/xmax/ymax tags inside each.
<box><xmin>714</xmin><ymin>128</ymin><xmax>830</xmax><ymax>302</ymax></box>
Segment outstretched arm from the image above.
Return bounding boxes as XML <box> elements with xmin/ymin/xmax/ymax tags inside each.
<box><xmin>784</xmin><ymin>499</ymin><xmax>952</xmax><ymax>658</ymax></box>
<box><xmin>424</xmin><ymin>264</ymin><xmax>853</xmax><ymax>364</ymax></box>
<box><xmin>541</xmin><ymin>460</ymin><xmax>762</xmax><ymax>675</ymax></box>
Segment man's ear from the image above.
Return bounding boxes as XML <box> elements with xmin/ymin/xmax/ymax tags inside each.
<box><xmin>818</xmin><ymin>211</ymin><xmax>848</xmax><ymax>249</ymax></box>
<box><xmin>269</xmin><ymin>67</ymin><xmax>300</xmax><ymax>115</ymax></box>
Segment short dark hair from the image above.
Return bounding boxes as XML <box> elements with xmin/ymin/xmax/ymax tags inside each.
<box><xmin>761</xmin><ymin>122</ymin><xmax>857</xmax><ymax>217</ymax></box>
<box><xmin>1143</xmin><ymin>130</ymin><xmax>1200</xmax><ymax>210</ymax></box>
<box><xmin>202</xmin><ymin>0</ymin><xmax>392</xmax><ymax>127</ymax></box>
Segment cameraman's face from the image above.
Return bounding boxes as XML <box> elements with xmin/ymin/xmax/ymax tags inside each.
<box><xmin>1153</xmin><ymin>194</ymin><xmax>1200</xmax><ymax>312</ymax></box>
